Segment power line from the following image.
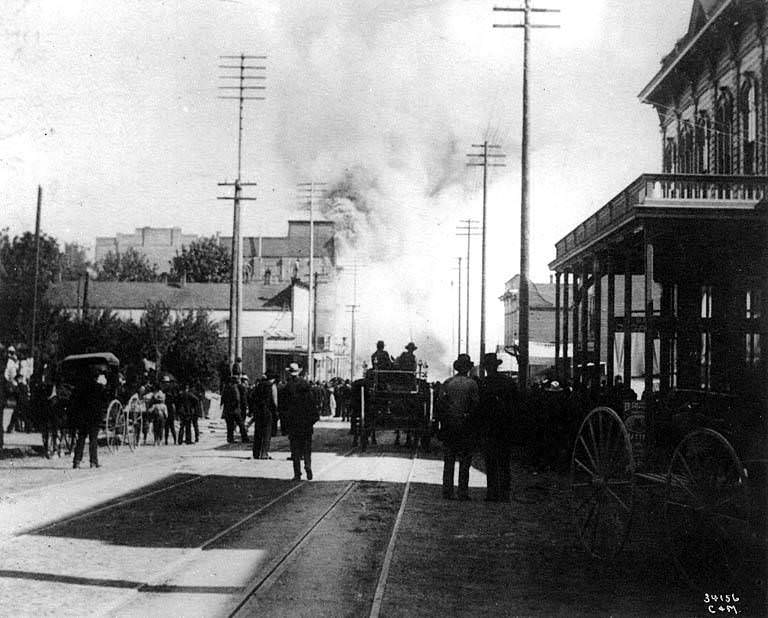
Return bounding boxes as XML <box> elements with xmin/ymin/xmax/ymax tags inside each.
<box><xmin>297</xmin><ymin>182</ymin><xmax>327</xmax><ymax>381</ymax></box>
<box><xmin>218</xmin><ymin>52</ymin><xmax>266</xmax><ymax>366</ymax></box>
<box><xmin>456</xmin><ymin>218</ymin><xmax>480</xmax><ymax>358</ymax></box>
<box><xmin>467</xmin><ymin>141</ymin><xmax>506</xmax><ymax>376</ymax></box>
<box><xmin>494</xmin><ymin>1</ymin><xmax>559</xmax><ymax>390</ymax></box>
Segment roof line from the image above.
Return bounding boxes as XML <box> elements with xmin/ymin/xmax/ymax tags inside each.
<box><xmin>638</xmin><ymin>0</ymin><xmax>733</xmax><ymax>104</ymax></box>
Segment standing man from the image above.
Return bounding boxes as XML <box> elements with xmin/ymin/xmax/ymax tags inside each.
<box><xmin>281</xmin><ymin>362</ymin><xmax>318</xmax><ymax>480</ymax></box>
<box><xmin>72</xmin><ymin>364</ymin><xmax>109</xmax><ymax>469</ymax></box>
<box><xmin>249</xmin><ymin>371</ymin><xmax>278</xmax><ymax>459</ymax></box>
<box><xmin>479</xmin><ymin>353</ymin><xmax>517</xmax><ymax>502</ymax></box>
<box><xmin>437</xmin><ymin>354</ymin><xmax>479</xmax><ymax>500</ymax></box>
<box><xmin>175</xmin><ymin>383</ymin><xmax>199</xmax><ymax>445</ymax></box>
<box><xmin>221</xmin><ymin>375</ymin><xmax>249</xmax><ymax>444</ymax></box>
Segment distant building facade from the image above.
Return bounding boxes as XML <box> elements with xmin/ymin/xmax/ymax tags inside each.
<box><xmin>95</xmin><ymin>227</ymin><xmax>197</xmax><ymax>274</ymax></box>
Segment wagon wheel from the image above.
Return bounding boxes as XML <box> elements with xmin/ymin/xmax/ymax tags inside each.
<box><xmin>105</xmin><ymin>399</ymin><xmax>124</xmax><ymax>452</ymax></box>
<box><xmin>570</xmin><ymin>406</ymin><xmax>635</xmax><ymax>560</ymax></box>
<box><xmin>664</xmin><ymin>428</ymin><xmax>750</xmax><ymax>590</ymax></box>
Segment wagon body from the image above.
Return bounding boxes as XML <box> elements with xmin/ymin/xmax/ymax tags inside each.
<box><xmin>356</xmin><ymin>369</ymin><xmax>434</xmax><ymax>451</ymax></box>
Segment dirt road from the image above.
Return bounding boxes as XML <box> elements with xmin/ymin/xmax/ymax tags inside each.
<box><xmin>0</xmin><ymin>419</ymin><xmax>763</xmax><ymax>616</ymax></box>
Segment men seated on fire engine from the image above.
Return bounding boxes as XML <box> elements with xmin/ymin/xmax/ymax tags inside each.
<box><xmin>394</xmin><ymin>342</ymin><xmax>418</xmax><ymax>372</ymax></box>
<box><xmin>370</xmin><ymin>340</ymin><xmax>394</xmax><ymax>370</ymax></box>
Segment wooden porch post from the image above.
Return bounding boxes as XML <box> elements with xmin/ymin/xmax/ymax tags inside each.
<box><xmin>555</xmin><ymin>271</ymin><xmax>561</xmax><ymax>380</ymax></box>
<box><xmin>563</xmin><ymin>270</ymin><xmax>570</xmax><ymax>382</ymax></box>
<box><xmin>644</xmin><ymin>235</ymin><xmax>655</xmax><ymax>397</ymax></box>
<box><xmin>572</xmin><ymin>271</ymin><xmax>580</xmax><ymax>384</ymax></box>
<box><xmin>659</xmin><ymin>281</ymin><xmax>673</xmax><ymax>393</ymax></box>
<box><xmin>606</xmin><ymin>257</ymin><xmax>615</xmax><ymax>383</ymax></box>
<box><xmin>593</xmin><ymin>256</ymin><xmax>602</xmax><ymax>385</ymax></box>
<box><xmin>581</xmin><ymin>259</ymin><xmax>590</xmax><ymax>384</ymax></box>
<box><xmin>623</xmin><ymin>255</ymin><xmax>632</xmax><ymax>388</ymax></box>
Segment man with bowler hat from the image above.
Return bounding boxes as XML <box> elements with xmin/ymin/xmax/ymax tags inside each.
<box><xmin>437</xmin><ymin>353</ymin><xmax>479</xmax><ymax>500</ymax></box>
<box><xmin>479</xmin><ymin>352</ymin><xmax>517</xmax><ymax>502</ymax></box>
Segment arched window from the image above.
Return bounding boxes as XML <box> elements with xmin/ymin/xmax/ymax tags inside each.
<box><xmin>740</xmin><ymin>77</ymin><xmax>758</xmax><ymax>174</ymax></box>
<box><xmin>695</xmin><ymin>111</ymin><xmax>710</xmax><ymax>173</ymax></box>
<box><xmin>715</xmin><ymin>89</ymin><xmax>733</xmax><ymax>174</ymax></box>
<box><xmin>663</xmin><ymin>137</ymin><xmax>676</xmax><ymax>173</ymax></box>
<box><xmin>679</xmin><ymin>122</ymin><xmax>694</xmax><ymax>173</ymax></box>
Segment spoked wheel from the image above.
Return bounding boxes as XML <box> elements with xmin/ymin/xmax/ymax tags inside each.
<box><xmin>665</xmin><ymin>428</ymin><xmax>749</xmax><ymax>590</ymax></box>
<box><xmin>105</xmin><ymin>399</ymin><xmax>124</xmax><ymax>452</ymax></box>
<box><xmin>570</xmin><ymin>406</ymin><xmax>636</xmax><ymax>560</ymax></box>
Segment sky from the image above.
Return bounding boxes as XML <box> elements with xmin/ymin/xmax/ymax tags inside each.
<box><xmin>1</xmin><ymin>0</ymin><xmax>693</xmax><ymax>375</ymax></box>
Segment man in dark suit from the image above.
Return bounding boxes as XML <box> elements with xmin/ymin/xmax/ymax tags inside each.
<box><xmin>479</xmin><ymin>353</ymin><xmax>517</xmax><ymax>502</ymax></box>
<box><xmin>72</xmin><ymin>364</ymin><xmax>109</xmax><ymax>469</ymax></box>
<box><xmin>281</xmin><ymin>363</ymin><xmax>318</xmax><ymax>480</ymax></box>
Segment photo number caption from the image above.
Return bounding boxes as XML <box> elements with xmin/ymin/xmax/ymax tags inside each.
<box><xmin>704</xmin><ymin>594</ymin><xmax>740</xmax><ymax>615</ymax></box>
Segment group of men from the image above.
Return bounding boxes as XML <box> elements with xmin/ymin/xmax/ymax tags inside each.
<box><xmin>221</xmin><ymin>363</ymin><xmax>318</xmax><ymax>479</ymax></box>
<box><xmin>437</xmin><ymin>352</ymin><xmax>516</xmax><ymax>502</ymax></box>
<box><xmin>370</xmin><ymin>340</ymin><xmax>418</xmax><ymax>372</ymax></box>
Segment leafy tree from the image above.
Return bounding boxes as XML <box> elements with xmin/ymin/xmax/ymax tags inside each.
<box><xmin>53</xmin><ymin>309</ymin><xmax>142</xmax><ymax>368</ymax></box>
<box><xmin>0</xmin><ymin>229</ymin><xmax>63</xmax><ymax>344</ymax></box>
<box><xmin>170</xmin><ymin>236</ymin><xmax>231</xmax><ymax>283</ymax></box>
<box><xmin>140</xmin><ymin>301</ymin><xmax>172</xmax><ymax>373</ymax></box>
<box><xmin>97</xmin><ymin>248</ymin><xmax>159</xmax><ymax>282</ymax></box>
<box><xmin>164</xmin><ymin>310</ymin><xmax>226</xmax><ymax>390</ymax></box>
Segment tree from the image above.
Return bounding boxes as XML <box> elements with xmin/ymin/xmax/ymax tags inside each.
<box><xmin>164</xmin><ymin>310</ymin><xmax>226</xmax><ymax>390</ymax></box>
<box><xmin>0</xmin><ymin>228</ymin><xmax>63</xmax><ymax>344</ymax></box>
<box><xmin>140</xmin><ymin>301</ymin><xmax>172</xmax><ymax>373</ymax></box>
<box><xmin>170</xmin><ymin>236</ymin><xmax>231</xmax><ymax>283</ymax></box>
<box><xmin>97</xmin><ymin>248</ymin><xmax>159</xmax><ymax>282</ymax></box>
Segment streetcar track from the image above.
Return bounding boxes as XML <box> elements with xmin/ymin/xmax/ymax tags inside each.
<box><xmin>227</xmin><ymin>481</ymin><xmax>358</xmax><ymax>616</ymax></box>
<box><xmin>370</xmin><ymin>451</ymin><xmax>417</xmax><ymax>618</ymax></box>
<box><xmin>98</xmin><ymin>446</ymin><xmax>357</xmax><ymax>617</ymax></box>
<box><xmin>228</xmin><ymin>449</ymin><xmax>419</xmax><ymax>618</ymax></box>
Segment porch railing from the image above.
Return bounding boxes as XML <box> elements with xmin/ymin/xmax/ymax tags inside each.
<box><xmin>554</xmin><ymin>173</ymin><xmax>768</xmax><ymax>261</ymax></box>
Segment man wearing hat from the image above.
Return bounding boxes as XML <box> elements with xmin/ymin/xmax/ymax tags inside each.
<box><xmin>249</xmin><ymin>370</ymin><xmax>278</xmax><ymax>459</ymax></box>
<box><xmin>437</xmin><ymin>353</ymin><xmax>479</xmax><ymax>500</ymax></box>
<box><xmin>394</xmin><ymin>342</ymin><xmax>418</xmax><ymax>372</ymax></box>
<box><xmin>221</xmin><ymin>375</ymin><xmax>249</xmax><ymax>444</ymax></box>
<box><xmin>479</xmin><ymin>352</ymin><xmax>518</xmax><ymax>502</ymax></box>
<box><xmin>370</xmin><ymin>341</ymin><xmax>393</xmax><ymax>370</ymax></box>
<box><xmin>281</xmin><ymin>363</ymin><xmax>318</xmax><ymax>480</ymax></box>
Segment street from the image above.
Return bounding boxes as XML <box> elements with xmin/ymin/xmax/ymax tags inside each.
<box><xmin>0</xmin><ymin>416</ymin><xmax>752</xmax><ymax>617</ymax></box>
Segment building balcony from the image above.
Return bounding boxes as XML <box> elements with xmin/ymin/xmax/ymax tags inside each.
<box><xmin>551</xmin><ymin>173</ymin><xmax>768</xmax><ymax>270</ymax></box>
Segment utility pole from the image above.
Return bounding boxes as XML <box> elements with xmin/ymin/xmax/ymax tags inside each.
<box><xmin>218</xmin><ymin>53</ymin><xmax>266</xmax><ymax>366</ymax></box>
<box><xmin>30</xmin><ymin>185</ymin><xmax>42</xmax><ymax>353</ymax></box>
<box><xmin>456</xmin><ymin>219</ymin><xmax>480</xmax><ymax>357</ymax></box>
<box><xmin>339</xmin><ymin>257</ymin><xmax>362</xmax><ymax>380</ymax></box>
<box><xmin>456</xmin><ymin>256</ymin><xmax>462</xmax><ymax>357</ymax></box>
<box><xmin>313</xmin><ymin>270</ymin><xmax>329</xmax><ymax>375</ymax></box>
<box><xmin>467</xmin><ymin>141</ymin><xmax>506</xmax><ymax>376</ymax></box>
<box><xmin>494</xmin><ymin>1</ymin><xmax>559</xmax><ymax>389</ymax></box>
<box><xmin>297</xmin><ymin>182</ymin><xmax>326</xmax><ymax>381</ymax></box>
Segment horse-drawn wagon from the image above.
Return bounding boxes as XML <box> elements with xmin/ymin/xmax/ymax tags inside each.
<box><xmin>570</xmin><ymin>390</ymin><xmax>766</xmax><ymax>590</ymax></box>
<box><xmin>56</xmin><ymin>352</ymin><xmax>137</xmax><ymax>452</ymax></box>
<box><xmin>354</xmin><ymin>369</ymin><xmax>435</xmax><ymax>452</ymax></box>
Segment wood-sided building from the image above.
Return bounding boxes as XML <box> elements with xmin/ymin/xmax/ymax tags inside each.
<box><xmin>548</xmin><ymin>0</ymin><xmax>767</xmax><ymax>407</ymax></box>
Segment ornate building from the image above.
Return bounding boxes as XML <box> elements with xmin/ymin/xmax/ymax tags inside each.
<box><xmin>549</xmin><ymin>0</ymin><xmax>767</xmax><ymax>399</ymax></box>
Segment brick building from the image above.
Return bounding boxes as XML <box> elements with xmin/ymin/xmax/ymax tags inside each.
<box><xmin>95</xmin><ymin>227</ymin><xmax>198</xmax><ymax>274</ymax></box>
